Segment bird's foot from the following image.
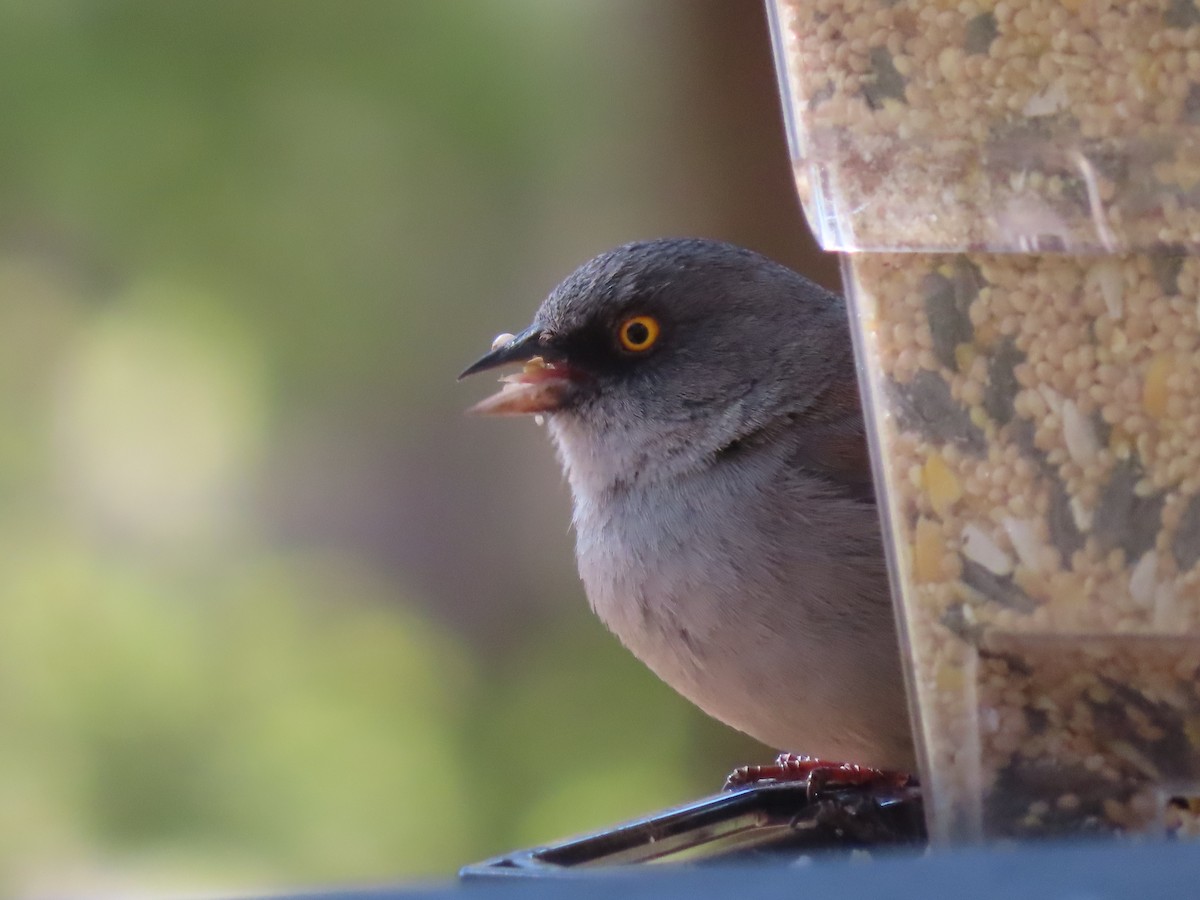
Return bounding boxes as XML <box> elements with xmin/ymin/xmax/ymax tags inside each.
<box><xmin>723</xmin><ymin>753</ymin><xmax>913</xmax><ymax>801</ymax></box>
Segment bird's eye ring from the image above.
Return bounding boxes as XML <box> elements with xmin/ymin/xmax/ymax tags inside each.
<box><xmin>618</xmin><ymin>315</ymin><xmax>660</xmax><ymax>352</ymax></box>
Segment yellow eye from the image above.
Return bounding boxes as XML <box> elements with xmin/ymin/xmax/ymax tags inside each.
<box><xmin>618</xmin><ymin>315</ymin><xmax>660</xmax><ymax>352</ymax></box>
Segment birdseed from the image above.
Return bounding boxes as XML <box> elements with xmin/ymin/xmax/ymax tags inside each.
<box><xmin>846</xmin><ymin>252</ymin><xmax>1200</xmax><ymax>841</ymax></box>
<box><xmin>771</xmin><ymin>0</ymin><xmax>1200</xmax><ymax>252</ymax></box>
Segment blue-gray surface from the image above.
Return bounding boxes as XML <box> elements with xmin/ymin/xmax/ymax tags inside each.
<box><xmin>284</xmin><ymin>839</ymin><xmax>1198</xmax><ymax>899</ymax></box>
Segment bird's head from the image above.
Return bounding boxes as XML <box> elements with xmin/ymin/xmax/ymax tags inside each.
<box><xmin>460</xmin><ymin>238</ymin><xmax>855</xmax><ymax>489</ymax></box>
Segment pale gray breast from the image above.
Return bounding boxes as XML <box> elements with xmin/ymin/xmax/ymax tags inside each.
<box><xmin>569</xmin><ymin>437</ymin><xmax>913</xmax><ymax>768</ymax></box>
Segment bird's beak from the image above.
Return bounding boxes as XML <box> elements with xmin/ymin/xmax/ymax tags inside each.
<box><xmin>458</xmin><ymin>325</ymin><xmax>581</xmax><ymax>416</ymax></box>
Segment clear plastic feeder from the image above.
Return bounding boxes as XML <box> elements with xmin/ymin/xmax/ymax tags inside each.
<box><xmin>768</xmin><ymin>0</ymin><xmax>1200</xmax><ymax>254</ymax></box>
<box><xmin>767</xmin><ymin>0</ymin><xmax>1200</xmax><ymax>843</ymax></box>
<box><xmin>845</xmin><ymin>250</ymin><xmax>1200</xmax><ymax>842</ymax></box>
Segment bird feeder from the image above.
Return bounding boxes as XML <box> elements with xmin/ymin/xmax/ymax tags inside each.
<box><xmin>768</xmin><ymin>0</ymin><xmax>1200</xmax><ymax>843</ymax></box>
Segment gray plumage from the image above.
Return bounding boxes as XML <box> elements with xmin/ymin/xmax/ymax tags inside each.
<box><xmin>464</xmin><ymin>238</ymin><xmax>914</xmax><ymax>770</ymax></box>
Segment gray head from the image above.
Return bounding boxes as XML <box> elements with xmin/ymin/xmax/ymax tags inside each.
<box><xmin>460</xmin><ymin>238</ymin><xmax>855</xmax><ymax>493</ymax></box>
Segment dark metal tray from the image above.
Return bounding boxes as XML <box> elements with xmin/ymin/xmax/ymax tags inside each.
<box><xmin>460</xmin><ymin>781</ymin><xmax>924</xmax><ymax>879</ymax></box>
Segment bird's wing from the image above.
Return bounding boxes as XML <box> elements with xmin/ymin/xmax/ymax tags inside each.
<box><xmin>789</xmin><ymin>420</ymin><xmax>876</xmax><ymax>504</ymax></box>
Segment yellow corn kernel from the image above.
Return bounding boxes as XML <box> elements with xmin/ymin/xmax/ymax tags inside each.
<box><xmin>1143</xmin><ymin>352</ymin><xmax>1173</xmax><ymax>419</ymax></box>
<box><xmin>935</xmin><ymin>663</ymin><xmax>965</xmax><ymax>693</ymax></box>
<box><xmin>923</xmin><ymin>453</ymin><xmax>962</xmax><ymax>517</ymax></box>
<box><xmin>1108</xmin><ymin>424</ymin><xmax>1131</xmax><ymax>457</ymax></box>
<box><xmin>913</xmin><ymin>517</ymin><xmax>945</xmax><ymax>584</ymax></box>
<box><xmin>954</xmin><ymin>343</ymin><xmax>976</xmax><ymax>373</ymax></box>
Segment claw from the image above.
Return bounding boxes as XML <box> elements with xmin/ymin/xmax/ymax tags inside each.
<box><xmin>723</xmin><ymin>753</ymin><xmax>913</xmax><ymax>802</ymax></box>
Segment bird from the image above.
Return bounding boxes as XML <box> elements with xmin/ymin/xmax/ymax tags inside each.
<box><xmin>460</xmin><ymin>238</ymin><xmax>915</xmax><ymax>776</ymax></box>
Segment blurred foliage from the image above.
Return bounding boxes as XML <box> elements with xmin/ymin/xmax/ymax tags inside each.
<box><xmin>0</xmin><ymin>540</ymin><xmax>475</xmax><ymax>885</ymax></box>
<box><xmin>0</xmin><ymin>1</ymin><xmax>771</xmax><ymax>894</ymax></box>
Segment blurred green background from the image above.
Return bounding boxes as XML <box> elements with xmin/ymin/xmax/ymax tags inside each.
<box><xmin>0</xmin><ymin>1</ymin><xmax>838</xmax><ymax>894</ymax></box>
